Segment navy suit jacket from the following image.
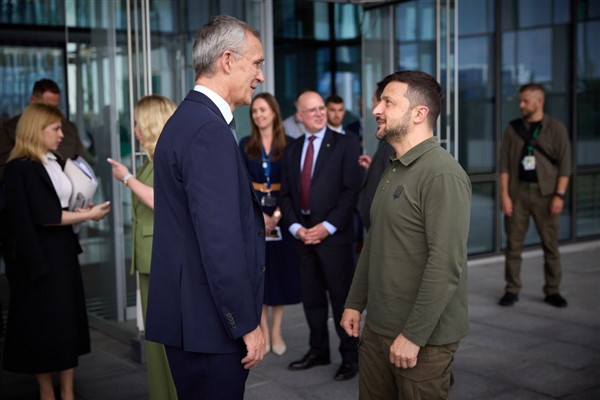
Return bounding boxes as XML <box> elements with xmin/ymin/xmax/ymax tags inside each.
<box><xmin>146</xmin><ymin>90</ymin><xmax>265</xmax><ymax>354</ymax></box>
<box><xmin>280</xmin><ymin>129</ymin><xmax>362</xmax><ymax>246</ymax></box>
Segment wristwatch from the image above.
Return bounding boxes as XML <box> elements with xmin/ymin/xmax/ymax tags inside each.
<box><xmin>123</xmin><ymin>173</ymin><xmax>133</xmax><ymax>186</ymax></box>
<box><xmin>553</xmin><ymin>192</ymin><xmax>565</xmax><ymax>200</ymax></box>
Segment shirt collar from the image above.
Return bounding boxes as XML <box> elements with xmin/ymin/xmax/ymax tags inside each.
<box><xmin>391</xmin><ymin>137</ymin><xmax>439</xmax><ymax>167</ymax></box>
<box><xmin>194</xmin><ymin>85</ymin><xmax>233</xmax><ymax>125</ymax></box>
<box><xmin>304</xmin><ymin>126</ymin><xmax>327</xmax><ymax>141</ymax></box>
<box><xmin>43</xmin><ymin>152</ymin><xmax>57</xmax><ymax>164</ymax></box>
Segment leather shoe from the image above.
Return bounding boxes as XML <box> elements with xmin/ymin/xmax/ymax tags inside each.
<box><xmin>544</xmin><ymin>293</ymin><xmax>568</xmax><ymax>308</ymax></box>
<box><xmin>334</xmin><ymin>362</ymin><xmax>358</xmax><ymax>381</ymax></box>
<box><xmin>288</xmin><ymin>352</ymin><xmax>331</xmax><ymax>370</ymax></box>
<box><xmin>499</xmin><ymin>292</ymin><xmax>519</xmax><ymax>306</ymax></box>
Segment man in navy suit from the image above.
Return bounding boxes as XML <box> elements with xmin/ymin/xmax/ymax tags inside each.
<box><xmin>280</xmin><ymin>90</ymin><xmax>362</xmax><ymax>381</ymax></box>
<box><xmin>145</xmin><ymin>15</ymin><xmax>267</xmax><ymax>400</ymax></box>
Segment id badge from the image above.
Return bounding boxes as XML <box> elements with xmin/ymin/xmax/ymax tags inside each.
<box><xmin>522</xmin><ymin>155</ymin><xmax>536</xmax><ymax>171</ymax></box>
<box><xmin>261</xmin><ymin>192</ymin><xmax>277</xmax><ymax>207</ymax></box>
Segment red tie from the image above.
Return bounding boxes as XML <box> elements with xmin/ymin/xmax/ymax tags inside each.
<box><xmin>300</xmin><ymin>135</ymin><xmax>316</xmax><ymax>211</ymax></box>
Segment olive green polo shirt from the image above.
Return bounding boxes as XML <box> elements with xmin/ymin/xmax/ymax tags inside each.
<box><xmin>345</xmin><ymin>137</ymin><xmax>471</xmax><ymax>347</ymax></box>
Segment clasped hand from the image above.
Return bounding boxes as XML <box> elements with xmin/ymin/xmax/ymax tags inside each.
<box><xmin>297</xmin><ymin>223</ymin><xmax>329</xmax><ymax>244</ymax></box>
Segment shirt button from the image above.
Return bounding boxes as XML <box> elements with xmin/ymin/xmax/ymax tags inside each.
<box><xmin>392</xmin><ymin>168</ymin><xmax>396</xmax><ymax>172</ymax></box>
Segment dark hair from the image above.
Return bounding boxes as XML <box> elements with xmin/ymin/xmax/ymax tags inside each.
<box><xmin>31</xmin><ymin>79</ymin><xmax>60</xmax><ymax>97</ymax></box>
<box><xmin>374</xmin><ymin>79</ymin><xmax>385</xmax><ymax>101</ymax></box>
<box><xmin>380</xmin><ymin>70</ymin><xmax>443</xmax><ymax>127</ymax></box>
<box><xmin>325</xmin><ymin>94</ymin><xmax>344</xmax><ymax>106</ymax></box>
<box><xmin>245</xmin><ymin>93</ymin><xmax>287</xmax><ymax>161</ymax></box>
<box><xmin>519</xmin><ymin>83</ymin><xmax>545</xmax><ymax>95</ymax></box>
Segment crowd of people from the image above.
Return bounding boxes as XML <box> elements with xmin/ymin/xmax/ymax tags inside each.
<box><xmin>0</xmin><ymin>14</ymin><xmax>572</xmax><ymax>400</ymax></box>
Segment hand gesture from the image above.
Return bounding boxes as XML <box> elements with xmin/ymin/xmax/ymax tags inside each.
<box><xmin>106</xmin><ymin>157</ymin><xmax>130</xmax><ymax>182</ymax></box>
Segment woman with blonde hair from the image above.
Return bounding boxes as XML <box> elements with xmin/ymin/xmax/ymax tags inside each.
<box><xmin>107</xmin><ymin>94</ymin><xmax>177</xmax><ymax>399</ymax></box>
<box><xmin>2</xmin><ymin>103</ymin><xmax>111</xmax><ymax>400</ymax></box>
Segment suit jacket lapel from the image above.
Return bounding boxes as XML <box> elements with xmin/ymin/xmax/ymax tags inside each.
<box><xmin>34</xmin><ymin>159</ymin><xmax>57</xmax><ymax>193</ymax></box>
<box><xmin>185</xmin><ymin>90</ymin><xmax>228</xmax><ymax>125</ymax></box>
<box><xmin>311</xmin><ymin>129</ymin><xmax>335</xmax><ymax>183</ymax></box>
<box><xmin>291</xmin><ymin>137</ymin><xmax>304</xmax><ymax>192</ymax></box>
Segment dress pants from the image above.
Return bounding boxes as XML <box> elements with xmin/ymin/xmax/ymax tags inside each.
<box><xmin>165</xmin><ymin>345</ymin><xmax>249</xmax><ymax>400</ymax></box>
<box><xmin>139</xmin><ymin>274</ymin><xmax>178</xmax><ymax>400</ymax></box>
<box><xmin>504</xmin><ymin>182</ymin><xmax>562</xmax><ymax>295</ymax></box>
<box><xmin>294</xmin><ymin>225</ymin><xmax>359</xmax><ymax>362</ymax></box>
<box><xmin>358</xmin><ymin>324</ymin><xmax>458</xmax><ymax>400</ymax></box>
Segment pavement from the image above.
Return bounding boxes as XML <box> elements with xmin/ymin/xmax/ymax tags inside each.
<box><xmin>1</xmin><ymin>240</ymin><xmax>599</xmax><ymax>399</ymax></box>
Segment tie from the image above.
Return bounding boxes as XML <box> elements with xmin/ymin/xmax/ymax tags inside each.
<box><xmin>300</xmin><ymin>135</ymin><xmax>316</xmax><ymax>211</ymax></box>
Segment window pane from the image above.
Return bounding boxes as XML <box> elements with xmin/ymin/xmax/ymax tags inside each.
<box><xmin>458</xmin><ymin>0</ymin><xmax>494</xmax><ymax>35</ymax></box>
<box><xmin>576</xmin><ymin>20</ymin><xmax>600</xmax><ymax>166</ymax></box>
<box><xmin>1</xmin><ymin>0</ymin><xmax>65</xmax><ymax>25</ymax></box>
<box><xmin>458</xmin><ymin>36</ymin><xmax>495</xmax><ymax>173</ymax></box>
<box><xmin>468</xmin><ymin>182</ymin><xmax>495</xmax><ymax>255</ymax></box>
<box><xmin>518</xmin><ymin>0</ymin><xmax>551</xmax><ymax>28</ymax></box>
<box><xmin>334</xmin><ymin>3</ymin><xmax>361</xmax><ymax>40</ymax></box>
<box><xmin>577</xmin><ymin>174</ymin><xmax>600</xmax><ymax>237</ymax></box>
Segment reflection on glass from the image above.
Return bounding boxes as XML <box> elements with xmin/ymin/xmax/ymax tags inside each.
<box><xmin>576</xmin><ymin>20</ymin><xmax>600</xmax><ymax>166</ymax></box>
<box><xmin>458</xmin><ymin>32</ymin><xmax>495</xmax><ymax>173</ymax></box>
<box><xmin>468</xmin><ymin>183</ymin><xmax>495</xmax><ymax>255</ymax></box>
<box><xmin>0</xmin><ymin>46</ymin><xmax>66</xmax><ymax>119</ymax></box>
<box><xmin>576</xmin><ymin>174</ymin><xmax>600</xmax><ymax>237</ymax></box>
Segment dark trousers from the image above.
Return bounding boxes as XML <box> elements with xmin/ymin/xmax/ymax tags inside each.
<box><xmin>165</xmin><ymin>345</ymin><xmax>249</xmax><ymax>400</ymax></box>
<box><xmin>504</xmin><ymin>182</ymin><xmax>562</xmax><ymax>295</ymax></box>
<box><xmin>358</xmin><ymin>325</ymin><xmax>458</xmax><ymax>400</ymax></box>
<box><xmin>294</xmin><ymin>239</ymin><xmax>359</xmax><ymax>363</ymax></box>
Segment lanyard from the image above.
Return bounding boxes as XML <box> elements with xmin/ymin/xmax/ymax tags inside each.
<box><xmin>527</xmin><ymin>124</ymin><xmax>541</xmax><ymax>154</ymax></box>
<box><xmin>261</xmin><ymin>146</ymin><xmax>272</xmax><ymax>190</ymax></box>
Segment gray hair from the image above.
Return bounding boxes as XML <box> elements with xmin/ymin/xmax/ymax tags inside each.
<box><xmin>192</xmin><ymin>15</ymin><xmax>260</xmax><ymax>79</ymax></box>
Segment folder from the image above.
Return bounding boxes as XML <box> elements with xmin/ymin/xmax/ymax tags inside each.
<box><xmin>64</xmin><ymin>157</ymin><xmax>98</xmax><ymax>233</ymax></box>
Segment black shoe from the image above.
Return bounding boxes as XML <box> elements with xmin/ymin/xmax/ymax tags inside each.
<box><xmin>499</xmin><ymin>292</ymin><xmax>519</xmax><ymax>306</ymax></box>
<box><xmin>544</xmin><ymin>293</ymin><xmax>568</xmax><ymax>308</ymax></box>
<box><xmin>288</xmin><ymin>352</ymin><xmax>331</xmax><ymax>370</ymax></box>
<box><xmin>334</xmin><ymin>362</ymin><xmax>358</xmax><ymax>381</ymax></box>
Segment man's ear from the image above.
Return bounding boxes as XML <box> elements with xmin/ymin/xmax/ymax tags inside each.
<box><xmin>221</xmin><ymin>51</ymin><xmax>235</xmax><ymax>74</ymax></box>
<box><xmin>413</xmin><ymin>106</ymin><xmax>429</xmax><ymax>124</ymax></box>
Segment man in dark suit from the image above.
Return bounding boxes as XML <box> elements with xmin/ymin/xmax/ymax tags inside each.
<box><xmin>145</xmin><ymin>16</ymin><xmax>267</xmax><ymax>400</ymax></box>
<box><xmin>280</xmin><ymin>90</ymin><xmax>362</xmax><ymax>381</ymax></box>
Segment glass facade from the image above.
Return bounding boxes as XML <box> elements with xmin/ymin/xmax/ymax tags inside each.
<box><xmin>0</xmin><ymin>0</ymin><xmax>599</xmax><ymax>335</ymax></box>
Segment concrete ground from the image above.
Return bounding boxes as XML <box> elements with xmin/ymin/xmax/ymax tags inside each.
<box><xmin>1</xmin><ymin>240</ymin><xmax>599</xmax><ymax>399</ymax></box>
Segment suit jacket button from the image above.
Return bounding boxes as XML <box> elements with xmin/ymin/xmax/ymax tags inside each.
<box><xmin>258</xmin><ymin>230</ymin><xmax>265</xmax><ymax>237</ymax></box>
<box><xmin>261</xmin><ymin>265</ymin><xmax>266</xmax><ymax>272</ymax></box>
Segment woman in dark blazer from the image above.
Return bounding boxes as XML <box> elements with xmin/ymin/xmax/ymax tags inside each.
<box><xmin>107</xmin><ymin>94</ymin><xmax>177</xmax><ymax>400</ymax></box>
<box><xmin>2</xmin><ymin>103</ymin><xmax>111</xmax><ymax>400</ymax></box>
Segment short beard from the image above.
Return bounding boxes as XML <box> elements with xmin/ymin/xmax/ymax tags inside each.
<box><xmin>377</xmin><ymin>111</ymin><xmax>411</xmax><ymax>143</ymax></box>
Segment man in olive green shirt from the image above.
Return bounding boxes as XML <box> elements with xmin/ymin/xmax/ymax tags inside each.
<box><xmin>341</xmin><ymin>71</ymin><xmax>471</xmax><ymax>400</ymax></box>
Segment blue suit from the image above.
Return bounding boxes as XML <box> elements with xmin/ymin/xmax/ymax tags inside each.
<box><xmin>146</xmin><ymin>90</ymin><xmax>265</xmax><ymax>398</ymax></box>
